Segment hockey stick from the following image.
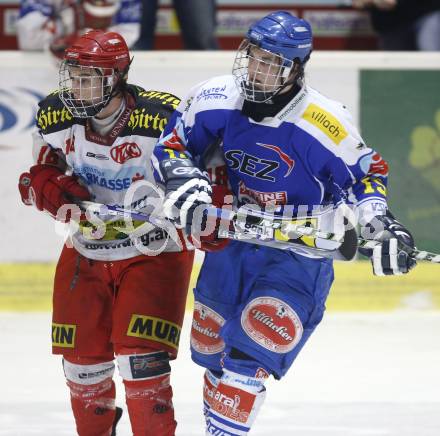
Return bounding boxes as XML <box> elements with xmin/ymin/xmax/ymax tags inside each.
<box><xmin>207</xmin><ymin>206</ymin><xmax>440</xmax><ymax>264</ymax></box>
<box><xmin>77</xmin><ymin>201</ymin><xmax>440</xmax><ymax>263</ymax></box>
<box><xmin>204</xmin><ymin>206</ymin><xmax>440</xmax><ymax>263</ymax></box>
<box><xmin>78</xmin><ymin>200</ymin><xmax>355</xmax><ymax>260</ymax></box>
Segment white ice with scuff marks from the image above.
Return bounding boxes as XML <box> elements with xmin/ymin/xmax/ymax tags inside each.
<box><xmin>1</xmin><ymin>312</ymin><xmax>439</xmax><ymax>435</ymax></box>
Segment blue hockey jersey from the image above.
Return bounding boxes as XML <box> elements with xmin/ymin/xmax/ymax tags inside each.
<box><xmin>152</xmin><ymin>75</ymin><xmax>389</xmax><ymax>220</ymax></box>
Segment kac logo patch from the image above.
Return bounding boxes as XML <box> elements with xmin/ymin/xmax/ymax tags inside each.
<box><xmin>110</xmin><ymin>142</ymin><xmax>142</xmax><ymax>164</ymax></box>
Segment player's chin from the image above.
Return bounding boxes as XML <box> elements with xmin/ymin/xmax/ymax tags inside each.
<box><xmin>72</xmin><ymin>96</ymin><xmax>97</xmax><ymax>104</ymax></box>
<box><xmin>253</xmin><ymin>82</ymin><xmax>276</xmax><ymax>94</ymax></box>
<box><xmin>252</xmin><ymin>81</ymin><xmax>264</xmax><ymax>90</ymax></box>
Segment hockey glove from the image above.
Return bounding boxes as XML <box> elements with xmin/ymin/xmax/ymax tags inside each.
<box><xmin>359</xmin><ymin>211</ymin><xmax>417</xmax><ymax>276</ymax></box>
<box><xmin>160</xmin><ymin>158</ymin><xmax>212</xmax><ymax>234</ymax></box>
<box><xmin>18</xmin><ymin>164</ymin><xmax>90</xmax><ymax>221</ymax></box>
<box><xmin>190</xmin><ymin>184</ymin><xmax>233</xmax><ymax>252</ymax></box>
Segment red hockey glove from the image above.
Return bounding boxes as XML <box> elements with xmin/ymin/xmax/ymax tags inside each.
<box><xmin>195</xmin><ymin>185</ymin><xmax>233</xmax><ymax>253</ymax></box>
<box><xmin>18</xmin><ymin>164</ymin><xmax>90</xmax><ymax>221</ymax></box>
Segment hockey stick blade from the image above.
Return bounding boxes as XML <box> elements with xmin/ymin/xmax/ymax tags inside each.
<box><xmin>358</xmin><ymin>239</ymin><xmax>440</xmax><ymax>263</ymax></box>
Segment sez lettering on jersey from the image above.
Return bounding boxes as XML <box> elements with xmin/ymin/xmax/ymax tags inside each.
<box><xmin>224</xmin><ymin>150</ymin><xmax>279</xmax><ymax>182</ymax></box>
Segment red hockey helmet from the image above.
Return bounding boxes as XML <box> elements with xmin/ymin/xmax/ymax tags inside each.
<box><xmin>59</xmin><ymin>30</ymin><xmax>132</xmax><ymax>118</ymax></box>
<box><xmin>64</xmin><ymin>29</ymin><xmax>130</xmax><ymax>73</ymax></box>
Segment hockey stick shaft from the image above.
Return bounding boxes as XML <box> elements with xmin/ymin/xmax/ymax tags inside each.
<box><xmin>78</xmin><ymin>201</ymin><xmax>440</xmax><ymax>263</ymax></box>
<box><xmin>204</xmin><ymin>206</ymin><xmax>440</xmax><ymax>263</ymax></box>
<box><xmin>78</xmin><ymin>201</ymin><xmax>341</xmax><ymax>259</ymax></box>
<box><xmin>79</xmin><ymin>200</ymin><xmax>168</xmax><ymax>228</ymax></box>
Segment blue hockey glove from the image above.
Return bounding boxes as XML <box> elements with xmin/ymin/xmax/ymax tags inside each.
<box><xmin>359</xmin><ymin>211</ymin><xmax>417</xmax><ymax>276</ymax></box>
<box><xmin>160</xmin><ymin>158</ymin><xmax>212</xmax><ymax>234</ymax></box>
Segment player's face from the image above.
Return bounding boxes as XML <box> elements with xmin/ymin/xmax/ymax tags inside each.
<box><xmin>247</xmin><ymin>46</ymin><xmax>283</xmax><ymax>91</ymax></box>
<box><xmin>68</xmin><ymin>65</ymin><xmax>105</xmax><ymax>104</ymax></box>
<box><xmin>59</xmin><ymin>60</ymin><xmax>117</xmax><ymax>118</ymax></box>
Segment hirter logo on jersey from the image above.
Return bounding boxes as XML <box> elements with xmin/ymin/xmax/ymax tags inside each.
<box><xmin>241</xmin><ymin>297</ymin><xmax>303</xmax><ymax>353</ymax></box>
<box><xmin>110</xmin><ymin>142</ymin><xmax>142</xmax><ymax>164</ymax></box>
<box><xmin>191</xmin><ymin>302</ymin><xmax>225</xmax><ymax>355</ymax></box>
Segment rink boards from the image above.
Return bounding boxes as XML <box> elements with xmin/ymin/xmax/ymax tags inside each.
<box><xmin>0</xmin><ymin>261</ymin><xmax>439</xmax><ymax>312</ymax></box>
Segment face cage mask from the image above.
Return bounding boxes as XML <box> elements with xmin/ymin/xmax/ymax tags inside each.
<box><xmin>59</xmin><ymin>61</ymin><xmax>116</xmax><ymax>118</ymax></box>
<box><xmin>232</xmin><ymin>40</ymin><xmax>294</xmax><ymax>103</ymax></box>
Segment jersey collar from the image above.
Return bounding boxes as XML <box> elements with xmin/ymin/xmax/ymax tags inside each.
<box><xmin>85</xmin><ymin>91</ymin><xmax>135</xmax><ymax>146</ymax></box>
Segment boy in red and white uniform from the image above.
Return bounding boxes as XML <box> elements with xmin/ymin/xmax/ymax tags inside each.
<box><xmin>18</xmin><ymin>30</ymin><xmax>193</xmax><ymax>436</ymax></box>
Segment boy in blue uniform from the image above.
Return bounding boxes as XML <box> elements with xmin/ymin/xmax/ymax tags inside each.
<box><xmin>152</xmin><ymin>11</ymin><xmax>417</xmax><ymax>435</ymax></box>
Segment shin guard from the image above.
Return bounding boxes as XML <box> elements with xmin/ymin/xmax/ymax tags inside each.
<box><xmin>205</xmin><ymin>369</ymin><xmax>266</xmax><ymax>436</ymax></box>
<box><xmin>63</xmin><ymin>359</ymin><xmax>116</xmax><ymax>436</ymax></box>
<box><xmin>123</xmin><ymin>376</ymin><xmax>176</xmax><ymax>436</ymax></box>
<box><xmin>117</xmin><ymin>349</ymin><xmax>176</xmax><ymax>436</ymax></box>
<box><xmin>203</xmin><ymin>369</ymin><xmax>221</xmax><ymax>423</ymax></box>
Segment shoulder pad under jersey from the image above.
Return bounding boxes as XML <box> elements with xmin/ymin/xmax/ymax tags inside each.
<box><xmin>125</xmin><ymin>85</ymin><xmax>181</xmax><ymax>138</ymax></box>
<box><xmin>36</xmin><ymin>91</ymin><xmax>75</xmax><ymax>134</ymax></box>
<box><xmin>294</xmin><ymin>87</ymin><xmax>366</xmax><ymax>165</ymax></box>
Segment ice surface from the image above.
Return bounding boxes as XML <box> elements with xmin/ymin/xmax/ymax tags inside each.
<box><xmin>1</xmin><ymin>312</ymin><xmax>439</xmax><ymax>435</ymax></box>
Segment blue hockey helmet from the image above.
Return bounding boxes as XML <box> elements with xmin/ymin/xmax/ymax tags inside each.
<box><xmin>247</xmin><ymin>11</ymin><xmax>312</xmax><ymax>66</ymax></box>
<box><xmin>232</xmin><ymin>11</ymin><xmax>313</xmax><ymax>103</ymax></box>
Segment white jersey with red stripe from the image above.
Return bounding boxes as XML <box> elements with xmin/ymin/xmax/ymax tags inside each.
<box><xmin>33</xmin><ymin>85</ymin><xmax>192</xmax><ymax>261</ymax></box>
